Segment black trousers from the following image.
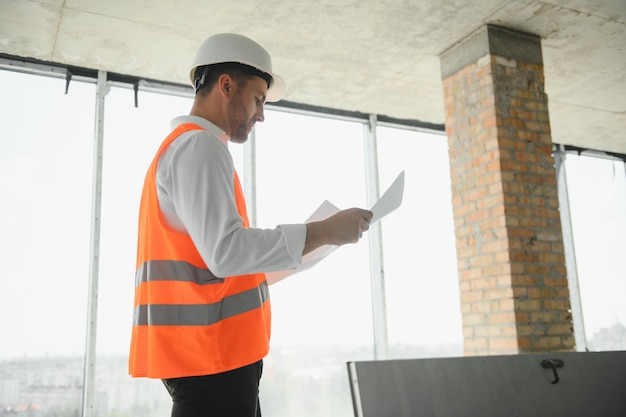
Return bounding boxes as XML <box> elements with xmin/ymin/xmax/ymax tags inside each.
<box><xmin>162</xmin><ymin>360</ymin><xmax>263</xmax><ymax>417</ymax></box>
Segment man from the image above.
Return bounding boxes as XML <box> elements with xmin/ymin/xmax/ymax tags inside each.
<box><xmin>128</xmin><ymin>33</ymin><xmax>372</xmax><ymax>416</ymax></box>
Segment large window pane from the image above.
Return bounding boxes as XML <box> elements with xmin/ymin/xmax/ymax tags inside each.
<box><xmin>0</xmin><ymin>71</ymin><xmax>94</xmax><ymax>413</ymax></box>
<box><xmin>564</xmin><ymin>153</ymin><xmax>626</xmax><ymax>350</ymax></box>
<box><xmin>255</xmin><ymin>110</ymin><xmax>374</xmax><ymax>417</ymax></box>
<box><xmin>376</xmin><ymin>126</ymin><xmax>463</xmax><ymax>358</ymax></box>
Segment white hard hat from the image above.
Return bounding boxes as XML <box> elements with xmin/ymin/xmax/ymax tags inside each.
<box><xmin>190</xmin><ymin>33</ymin><xmax>286</xmax><ymax>102</ymax></box>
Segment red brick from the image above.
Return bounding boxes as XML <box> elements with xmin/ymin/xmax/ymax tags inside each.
<box><xmin>443</xmin><ymin>48</ymin><xmax>570</xmax><ymax>356</ymax></box>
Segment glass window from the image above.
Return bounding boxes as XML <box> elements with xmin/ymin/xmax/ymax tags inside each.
<box><xmin>376</xmin><ymin>126</ymin><xmax>463</xmax><ymax>358</ymax></box>
<box><xmin>0</xmin><ymin>71</ymin><xmax>95</xmax><ymax>413</ymax></box>
<box><xmin>254</xmin><ymin>109</ymin><xmax>374</xmax><ymax>417</ymax></box>
<box><xmin>564</xmin><ymin>153</ymin><xmax>626</xmax><ymax>351</ymax></box>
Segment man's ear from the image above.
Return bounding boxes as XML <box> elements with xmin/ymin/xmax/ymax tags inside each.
<box><xmin>218</xmin><ymin>74</ymin><xmax>233</xmax><ymax>97</ymax></box>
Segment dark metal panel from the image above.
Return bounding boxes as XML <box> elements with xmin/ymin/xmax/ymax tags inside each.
<box><xmin>348</xmin><ymin>351</ymin><xmax>626</xmax><ymax>417</ymax></box>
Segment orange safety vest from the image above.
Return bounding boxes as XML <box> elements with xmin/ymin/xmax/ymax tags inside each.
<box><xmin>128</xmin><ymin>123</ymin><xmax>271</xmax><ymax>379</ymax></box>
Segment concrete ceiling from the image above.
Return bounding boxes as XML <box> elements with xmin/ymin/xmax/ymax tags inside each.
<box><xmin>1</xmin><ymin>0</ymin><xmax>625</xmax><ymax>154</ymax></box>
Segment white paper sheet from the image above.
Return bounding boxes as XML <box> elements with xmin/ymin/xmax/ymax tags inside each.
<box><xmin>370</xmin><ymin>170</ymin><xmax>405</xmax><ymax>225</ymax></box>
<box><xmin>266</xmin><ymin>171</ymin><xmax>405</xmax><ymax>285</ymax></box>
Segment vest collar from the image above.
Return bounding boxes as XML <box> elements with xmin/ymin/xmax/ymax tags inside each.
<box><xmin>171</xmin><ymin>115</ymin><xmax>230</xmax><ymax>145</ymax></box>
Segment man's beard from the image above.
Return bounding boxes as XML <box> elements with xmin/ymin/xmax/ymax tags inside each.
<box><xmin>228</xmin><ymin>92</ymin><xmax>252</xmax><ymax>144</ymax></box>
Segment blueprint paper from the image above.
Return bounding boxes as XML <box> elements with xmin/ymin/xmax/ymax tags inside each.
<box><xmin>370</xmin><ymin>171</ymin><xmax>405</xmax><ymax>225</ymax></box>
<box><xmin>266</xmin><ymin>200</ymin><xmax>340</xmax><ymax>284</ymax></box>
<box><xmin>266</xmin><ymin>171</ymin><xmax>404</xmax><ymax>285</ymax></box>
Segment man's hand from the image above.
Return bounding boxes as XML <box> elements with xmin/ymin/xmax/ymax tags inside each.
<box><xmin>303</xmin><ymin>208</ymin><xmax>373</xmax><ymax>255</ymax></box>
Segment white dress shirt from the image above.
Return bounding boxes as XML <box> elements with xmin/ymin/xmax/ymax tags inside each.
<box><xmin>155</xmin><ymin>115</ymin><xmax>305</xmax><ymax>278</ymax></box>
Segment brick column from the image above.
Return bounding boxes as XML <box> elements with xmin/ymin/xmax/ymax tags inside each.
<box><xmin>440</xmin><ymin>25</ymin><xmax>575</xmax><ymax>355</ymax></box>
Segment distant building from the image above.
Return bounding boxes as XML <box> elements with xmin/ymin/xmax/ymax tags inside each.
<box><xmin>0</xmin><ymin>378</ymin><xmax>19</xmax><ymax>403</ymax></box>
<box><xmin>588</xmin><ymin>321</ymin><xmax>626</xmax><ymax>351</ymax></box>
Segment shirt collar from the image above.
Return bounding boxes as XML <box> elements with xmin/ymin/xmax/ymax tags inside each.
<box><xmin>170</xmin><ymin>115</ymin><xmax>230</xmax><ymax>145</ymax></box>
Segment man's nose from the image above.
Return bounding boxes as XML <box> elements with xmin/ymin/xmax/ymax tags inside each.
<box><xmin>256</xmin><ymin>108</ymin><xmax>265</xmax><ymax>123</ymax></box>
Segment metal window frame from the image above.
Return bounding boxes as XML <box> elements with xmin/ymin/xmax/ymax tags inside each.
<box><xmin>81</xmin><ymin>70</ymin><xmax>107</xmax><ymax>417</ymax></box>
<box><xmin>554</xmin><ymin>146</ymin><xmax>587</xmax><ymax>352</ymax></box>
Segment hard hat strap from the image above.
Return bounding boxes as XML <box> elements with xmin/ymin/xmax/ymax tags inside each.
<box><xmin>194</xmin><ymin>66</ymin><xmax>210</xmax><ymax>93</ymax></box>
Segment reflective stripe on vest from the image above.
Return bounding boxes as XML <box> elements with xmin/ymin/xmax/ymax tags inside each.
<box><xmin>133</xmin><ymin>280</ymin><xmax>269</xmax><ymax>326</ymax></box>
<box><xmin>129</xmin><ymin>123</ymin><xmax>271</xmax><ymax>379</ymax></box>
<box><xmin>135</xmin><ymin>259</ymin><xmax>224</xmax><ymax>285</ymax></box>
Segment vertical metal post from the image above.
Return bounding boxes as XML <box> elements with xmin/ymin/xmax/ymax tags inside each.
<box><xmin>244</xmin><ymin>128</ymin><xmax>258</xmax><ymax>227</ymax></box>
<box><xmin>554</xmin><ymin>146</ymin><xmax>587</xmax><ymax>351</ymax></box>
<box><xmin>364</xmin><ymin>114</ymin><xmax>389</xmax><ymax>359</ymax></box>
<box><xmin>82</xmin><ymin>70</ymin><xmax>107</xmax><ymax>416</ymax></box>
